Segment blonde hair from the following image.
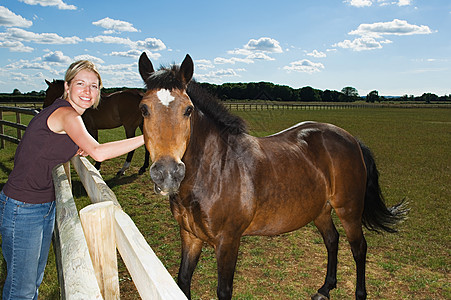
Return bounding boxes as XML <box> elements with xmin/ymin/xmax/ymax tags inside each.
<box><xmin>64</xmin><ymin>60</ymin><xmax>103</xmax><ymax>108</ymax></box>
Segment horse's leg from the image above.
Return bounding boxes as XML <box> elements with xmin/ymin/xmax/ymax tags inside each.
<box><xmin>178</xmin><ymin>229</ymin><xmax>203</xmax><ymax>299</ymax></box>
<box><xmin>215</xmin><ymin>237</ymin><xmax>240</xmax><ymax>300</ymax></box>
<box><xmin>312</xmin><ymin>204</ymin><xmax>339</xmax><ymax>300</ymax></box>
<box><xmin>88</xmin><ymin>128</ymin><xmax>102</xmax><ymax>170</ymax></box>
<box><xmin>335</xmin><ymin>207</ymin><xmax>368</xmax><ymax>300</ymax></box>
<box><xmin>116</xmin><ymin>126</ymin><xmax>137</xmax><ymax>176</ymax></box>
<box><xmin>138</xmin><ymin>123</ymin><xmax>150</xmax><ymax>175</ymax></box>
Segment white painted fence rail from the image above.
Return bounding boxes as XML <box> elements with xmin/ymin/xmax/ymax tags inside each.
<box><xmin>52</xmin><ymin>156</ymin><xmax>187</xmax><ymax>299</ymax></box>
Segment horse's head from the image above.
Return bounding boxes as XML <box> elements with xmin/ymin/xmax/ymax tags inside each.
<box><xmin>44</xmin><ymin>79</ymin><xmax>64</xmax><ymax>108</ymax></box>
<box><xmin>138</xmin><ymin>52</ymin><xmax>194</xmax><ymax>196</ymax></box>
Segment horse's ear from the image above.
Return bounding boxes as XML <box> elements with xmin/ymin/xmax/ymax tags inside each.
<box><xmin>179</xmin><ymin>54</ymin><xmax>194</xmax><ymax>85</ymax></box>
<box><xmin>45</xmin><ymin>79</ymin><xmax>51</xmax><ymax>86</ymax></box>
<box><xmin>139</xmin><ymin>52</ymin><xmax>154</xmax><ymax>82</ymax></box>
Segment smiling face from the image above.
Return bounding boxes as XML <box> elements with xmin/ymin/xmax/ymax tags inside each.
<box><xmin>64</xmin><ymin>69</ymin><xmax>100</xmax><ymax>114</ymax></box>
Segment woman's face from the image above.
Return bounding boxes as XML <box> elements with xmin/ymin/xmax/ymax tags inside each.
<box><xmin>65</xmin><ymin>69</ymin><xmax>100</xmax><ymax>113</ymax></box>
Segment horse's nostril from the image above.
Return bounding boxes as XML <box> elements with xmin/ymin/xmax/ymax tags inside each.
<box><xmin>150</xmin><ymin>164</ymin><xmax>164</xmax><ymax>184</ymax></box>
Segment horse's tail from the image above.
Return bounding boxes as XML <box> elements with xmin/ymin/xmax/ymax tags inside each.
<box><xmin>358</xmin><ymin>140</ymin><xmax>409</xmax><ymax>233</ymax></box>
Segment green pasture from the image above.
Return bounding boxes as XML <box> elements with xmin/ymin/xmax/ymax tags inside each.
<box><xmin>0</xmin><ymin>107</ymin><xmax>450</xmax><ymax>299</ymax></box>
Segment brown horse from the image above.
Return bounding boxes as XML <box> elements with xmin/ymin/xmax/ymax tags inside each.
<box><xmin>138</xmin><ymin>53</ymin><xmax>408</xmax><ymax>300</ymax></box>
<box><xmin>44</xmin><ymin>79</ymin><xmax>150</xmax><ymax>176</ymax></box>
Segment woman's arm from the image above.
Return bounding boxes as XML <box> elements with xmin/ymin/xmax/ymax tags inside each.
<box><xmin>49</xmin><ymin>107</ymin><xmax>145</xmax><ymax>162</ymax></box>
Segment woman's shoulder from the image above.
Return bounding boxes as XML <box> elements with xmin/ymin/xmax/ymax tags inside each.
<box><xmin>47</xmin><ymin>104</ymin><xmax>80</xmax><ymax>134</ymax></box>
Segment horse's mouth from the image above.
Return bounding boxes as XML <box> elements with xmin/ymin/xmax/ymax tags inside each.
<box><xmin>154</xmin><ymin>184</ymin><xmax>169</xmax><ymax>196</ymax></box>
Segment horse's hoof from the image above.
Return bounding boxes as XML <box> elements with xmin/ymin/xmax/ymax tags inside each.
<box><xmin>116</xmin><ymin>171</ymin><xmax>125</xmax><ymax>177</ymax></box>
<box><xmin>311</xmin><ymin>293</ymin><xmax>329</xmax><ymax>300</ymax></box>
<box><xmin>138</xmin><ymin>167</ymin><xmax>146</xmax><ymax>175</ymax></box>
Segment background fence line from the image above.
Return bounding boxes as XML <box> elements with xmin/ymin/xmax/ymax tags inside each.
<box><xmin>0</xmin><ymin>105</ymin><xmax>39</xmax><ymax>148</ymax></box>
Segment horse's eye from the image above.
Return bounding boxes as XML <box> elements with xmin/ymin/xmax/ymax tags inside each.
<box><xmin>184</xmin><ymin>105</ymin><xmax>194</xmax><ymax>117</ymax></box>
<box><xmin>140</xmin><ymin>104</ymin><xmax>150</xmax><ymax>117</ymax></box>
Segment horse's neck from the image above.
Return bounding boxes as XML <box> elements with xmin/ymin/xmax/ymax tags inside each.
<box><xmin>185</xmin><ymin>111</ymin><xmax>227</xmax><ymax>162</ymax></box>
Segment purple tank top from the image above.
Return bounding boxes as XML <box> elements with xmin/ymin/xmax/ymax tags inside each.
<box><xmin>3</xmin><ymin>98</ymin><xmax>79</xmax><ymax>204</ymax></box>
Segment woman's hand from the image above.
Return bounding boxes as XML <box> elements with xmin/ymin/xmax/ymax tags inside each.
<box><xmin>76</xmin><ymin>148</ymin><xmax>89</xmax><ymax>157</ymax></box>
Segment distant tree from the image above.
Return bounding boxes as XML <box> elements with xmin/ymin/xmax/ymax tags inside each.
<box><xmin>420</xmin><ymin>93</ymin><xmax>438</xmax><ymax>104</ymax></box>
<box><xmin>299</xmin><ymin>86</ymin><xmax>321</xmax><ymax>102</ymax></box>
<box><xmin>341</xmin><ymin>86</ymin><xmax>360</xmax><ymax>102</ymax></box>
<box><xmin>366</xmin><ymin>90</ymin><xmax>379</xmax><ymax>103</ymax></box>
<box><xmin>341</xmin><ymin>86</ymin><xmax>359</xmax><ymax>98</ymax></box>
<box><xmin>12</xmin><ymin>88</ymin><xmax>22</xmax><ymax>95</ymax></box>
<box><xmin>322</xmin><ymin>89</ymin><xmax>342</xmax><ymax>102</ymax></box>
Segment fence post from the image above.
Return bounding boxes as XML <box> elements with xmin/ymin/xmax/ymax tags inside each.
<box><xmin>0</xmin><ymin>109</ymin><xmax>3</xmax><ymax>149</ymax></box>
<box><xmin>80</xmin><ymin>201</ymin><xmax>120</xmax><ymax>300</ymax></box>
<box><xmin>16</xmin><ymin>112</ymin><xmax>21</xmax><ymax>140</ymax></box>
<box><xmin>52</xmin><ymin>164</ymin><xmax>103</xmax><ymax>300</ymax></box>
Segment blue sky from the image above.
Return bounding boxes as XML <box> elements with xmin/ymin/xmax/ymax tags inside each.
<box><xmin>0</xmin><ymin>0</ymin><xmax>450</xmax><ymax>96</ymax></box>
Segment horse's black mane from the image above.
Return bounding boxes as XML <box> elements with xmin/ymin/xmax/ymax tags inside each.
<box><xmin>143</xmin><ymin>65</ymin><xmax>187</xmax><ymax>91</ymax></box>
<box><xmin>145</xmin><ymin>65</ymin><xmax>248</xmax><ymax>135</ymax></box>
<box><xmin>188</xmin><ymin>81</ymin><xmax>247</xmax><ymax>135</ymax></box>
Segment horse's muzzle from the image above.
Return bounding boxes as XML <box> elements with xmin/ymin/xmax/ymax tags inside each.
<box><xmin>149</xmin><ymin>157</ymin><xmax>185</xmax><ymax>196</ymax></box>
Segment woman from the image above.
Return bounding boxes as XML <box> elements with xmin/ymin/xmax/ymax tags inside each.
<box><xmin>0</xmin><ymin>60</ymin><xmax>144</xmax><ymax>299</ymax></box>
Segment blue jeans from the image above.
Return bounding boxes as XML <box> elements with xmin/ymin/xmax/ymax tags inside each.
<box><xmin>0</xmin><ymin>190</ymin><xmax>55</xmax><ymax>300</ymax></box>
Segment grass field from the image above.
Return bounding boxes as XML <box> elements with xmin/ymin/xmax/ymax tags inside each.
<box><xmin>0</xmin><ymin>106</ymin><xmax>450</xmax><ymax>299</ymax></box>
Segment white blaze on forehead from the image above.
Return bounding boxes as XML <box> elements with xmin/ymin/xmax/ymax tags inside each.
<box><xmin>157</xmin><ymin>89</ymin><xmax>175</xmax><ymax>107</ymax></box>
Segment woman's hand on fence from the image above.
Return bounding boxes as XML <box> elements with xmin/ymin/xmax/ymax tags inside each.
<box><xmin>76</xmin><ymin>148</ymin><xmax>89</xmax><ymax>157</ymax></box>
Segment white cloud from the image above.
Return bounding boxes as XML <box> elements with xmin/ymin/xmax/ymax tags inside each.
<box><xmin>195</xmin><ymin>59</ymin><xmax>215</xmax><ymax>70</ymax></box>
<box><xmin>306</xmin><ymin>50</ymin><xmax>326</xmax><ymax>58</ymax></box>
<box><xmin>74</xmin><ymin>54</ymin><xmax>104</xmax><ymax>65</ymax></box>
<box><xmin>247</xmin><ymin>52</ymin><xmax>275</xmax><ymax>61</ymax></box>
<box><xmin>244</xmin><ymin>37</ymin><xmax>283</xmax><ymax>53</ymax></box>
<box><xmin>334</xmin><ymin>19</ymin><xmax>433</xmax><ymax>51</ymax></box>
<box><xmin>0</xmin><ymin>6</ymin><xmax>33</xmax><ymax>27</ymax></box>
<box><xmin>397</xmin><ymin>0</ymin><xmax>412</xmax><ymax>6</ymax></box>
<box><xmin>18</xmin><ymin>0</ymin><xmax>77</xmax><ymax>10</ymax></box>
<box><xmin>5</xmin><ymin>59</ymin><xmax>54</xmax><ymax>72</ymax></box>
<box><xmin>87</xmin><ymin>35</ymin><xmax>166</xmax><ymax>52</ymax></box>
<box><xmin>224</xmin><ymin>37</ymin><xmax>282</xmax><ymax>64</ymax></box>
<box><xmin>2</xmin><ymin>28</ymin><xmax>82</xmax><ymax>44</ymax></box>
<box><xmin>227</xmin><ymin>48</ymin><xmax>252</xmax><ymax>56</ymax></box>
<box><xmin>110</xmin><ymin>49</ymin><xmax>149</xmax><ymax>59</ymax></box>
<box><xmin>42</xmin><ymin>50</ymin><xmax>72</xmax><ymax>63</ymax></box>
<box><xmin>92</xmin><ymin>17</ymin><xmax>138</xmax><ymax>34</ymax></box>
<box><xmin>97</xmin><ymin>63</ymin><xmax>136</xmax><ymax>75</ymax></box>
<box><xmin>345</xmin><ymin>0</ymin><xmax>372</xmax><ymax>7</ymax></box>
<box><xmin>214</xmin><ymin>57</ymin><xmax>254</xmax><ymax>64</ymax></box>
<box><xmin>283</xmin><ymin>59</ymin><xmax>325</xmax><ymax>73</ymax></box>
<box><xmin>195</xmin><ymin>68</ymin><xmax>245</xmax><ymax>82</ymax></box>
<box><xmin>333</xmin><ymin>37</ymin><xmax>383</xmax><ymax>51</ymax></box>
<box><xmin>135</xmin><ymin>38</ymin><xmax>166</xmax><ymax>51</ymax></box>
<box><xmin>346</xmin><ymin>0</ymin><xmax>413</xmax><ymax>7</ymax></box>
<box><xmin>86</xmin><ymin>35</ymin><xmax>134</xmax><ymax>46</ymax></box>
<box><xmin>0</xmin><ymin>40</ymin><xmax>34</xmax><ymax>52</ymax></box>
<box><xmin>349</xmin><ymin>19</ymin><xmax>433</xmax><ymax>37</ymax></box>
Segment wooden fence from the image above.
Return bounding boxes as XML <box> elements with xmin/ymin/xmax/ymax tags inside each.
<box><xmin>53</xmin><ymin>156</ymin><xmax>187</xmax><ymax>299</ymax></box>
<box><xmin>0</xmin><ymin>105</ymin><xmax>39</xmax><ymax>148</ymax></box>
<box><xmin>224</xmin><ymin>103</ymin><xmax>371</xmax><ymax>111</ymax></box>
<box><xmin>224</xmin><ymin>102</ymin><xmax>451</xmax><ymax>110</ymax></box>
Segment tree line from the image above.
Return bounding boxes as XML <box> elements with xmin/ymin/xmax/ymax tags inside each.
<box><xmin>1</xmin><ymin>82</ymin><xmax>449</xmax><ymax>103</ymax></box>
<box><xmin>197</xmin><ymin>82</ymin><xmax>450</xmax><ymax>103</ymax></box>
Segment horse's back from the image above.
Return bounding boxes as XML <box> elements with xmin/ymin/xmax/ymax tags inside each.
<box><xmin>243</xmin><ymin>121</ymin><xmax>366</xmax><ymax>235</ymax></box>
